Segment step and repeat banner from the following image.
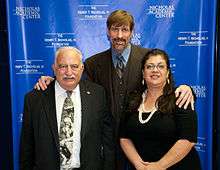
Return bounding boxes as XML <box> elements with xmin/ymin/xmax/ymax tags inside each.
<box><xmin>6</xmin><ymin>0</ymin><xmax>216</xmax><ymax>170</ymax></box>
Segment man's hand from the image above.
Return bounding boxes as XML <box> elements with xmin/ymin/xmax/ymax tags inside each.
<box><xmin>175</xmin><ymin>85</ymin><xmax>194</xmax><ymax>110</ymax></box>
<box><xmin>34</xmin><ymin>76</ymin><xmax>54</xmax><ymax>90</ymax></box>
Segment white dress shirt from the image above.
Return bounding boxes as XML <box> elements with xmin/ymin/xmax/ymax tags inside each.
<box><xmin>55</xmin><ymin>81</ymin><xmax>81</xmax><ymax>169</ymax></box>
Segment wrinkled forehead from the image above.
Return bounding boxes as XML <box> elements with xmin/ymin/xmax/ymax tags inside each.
<box><xmin>55</xmin><ymin>49</ymin><xmax>82</xmax><ymax>64</ymax></box>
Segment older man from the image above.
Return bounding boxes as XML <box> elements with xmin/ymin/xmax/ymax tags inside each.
<box><xmin>20</xmin><ymin>47</ymin><xmax>115</xmax><ymax>170</ymax></box>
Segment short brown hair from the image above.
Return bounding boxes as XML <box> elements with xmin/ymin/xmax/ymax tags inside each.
<box><xmin>107</xmin><ymin>10</ymin><xmax>134</xmax><ymax>31</ymax></box>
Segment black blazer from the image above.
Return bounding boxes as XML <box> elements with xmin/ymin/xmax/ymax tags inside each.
<box><xmin>84</xmin><ymin>44</ymin><xmax>149</xmax><ymax>122</ymax></box>
<box><xmin>20</xmin><ymin>80</ymin><xmax>115</xmax><ymax>170</ymax></box>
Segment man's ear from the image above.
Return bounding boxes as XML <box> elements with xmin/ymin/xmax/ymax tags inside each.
<box><xmin>129</xmin><ymin>29</ymin><xmax>134</xmax><ymax>40</ymax></box>
<box><xmin>52</xmin><ymin>64</ymin><xmax>55</xmax><ymax>72</ymax></box>
<box><xmin>81</xmin><ymin>64</ymin><xmax>84</xmax><ymax>70</ymax></box>
<box><xmin>131</xmin><ymin>29</ymin><xmax>134</xmax><ymax>35</ymax></box>
<box><xmin>167</xmin><ymin>70</ymin><xmax>170</xmax><ymax>78</ymax></box>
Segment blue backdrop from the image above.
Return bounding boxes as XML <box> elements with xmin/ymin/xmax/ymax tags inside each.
<box><xmin>6</xmin><ymin>0</ymin><xmax>217</xmax><ymax>170</ymax></box>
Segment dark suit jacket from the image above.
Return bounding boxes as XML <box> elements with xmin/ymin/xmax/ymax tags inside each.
<box><xmin>84</xmin><ymin>44</ymin><xmax>149</xmax><ymax>124</ymax></box>
<box><xmin>20</xmin><ymin>80</ymin><xmax>115</xmax><ymax>170</ymax></box>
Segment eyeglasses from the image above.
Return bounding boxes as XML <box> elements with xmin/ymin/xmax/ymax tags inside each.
<box><xmin>58</xmin><ymin>64</ymin><xmax>80</xmax><ymax>71</ymax></box>
<box><xmin>110</xmin><ymin>26</ymin><xmax>130</xmax><ymax>33</ymax></box>
<box><xmin>145</xmin><ymin>64</ymin><xmax>167</xmax><ymax>71</ymax></box>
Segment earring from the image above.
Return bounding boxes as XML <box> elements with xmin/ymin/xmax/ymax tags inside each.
<box><xmin>167</xmin><ymin>78</ymin><xmax>170</xmax><ymax>84</ymax></box>
<box><xmin>142</xmin><ymin>79</ymin><xmax>145</xmax><ymax>85</ymax></box>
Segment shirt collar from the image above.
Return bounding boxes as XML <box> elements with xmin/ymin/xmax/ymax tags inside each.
<box><xmin>55</xmin><ymin>80</ymin><xmax>79</xmax><ymax>97</ymax></box>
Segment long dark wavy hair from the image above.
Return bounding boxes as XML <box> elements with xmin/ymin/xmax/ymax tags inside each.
<box><xmin>126</xmin><ymin>49</ymin><xmax>176</xmax><ymax>114</ymax></box>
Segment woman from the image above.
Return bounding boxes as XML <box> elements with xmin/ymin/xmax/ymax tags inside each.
<box><xmin>119</xmin><ymin>49</ymin><xmax>201</xmax><ymax>170</ymax></box>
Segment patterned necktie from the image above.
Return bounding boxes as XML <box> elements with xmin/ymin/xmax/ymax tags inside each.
<box><xmin>59</xmin><ymin>91</ymin><xmax>74</xmax><ymax>168</ymax></box>
<box><xmin>116</xmin><ymin>55</ymin><xmax>125</xmax><ymax>79</ymax></box>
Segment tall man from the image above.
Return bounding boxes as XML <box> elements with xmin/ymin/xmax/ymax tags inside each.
<box><xmin>35</xmin><ymin>10</ymin><xmax>194</xmax><ymax>169</ymax></box>
<box><xmin>20</xmin><ymin>47</ymin><xmax>115</xmax><ymax>170</ymax></box>
<box><xmin>84</xmin><ymin>10</ymin><xmax>194</xmax><ymax>169</ymax></box>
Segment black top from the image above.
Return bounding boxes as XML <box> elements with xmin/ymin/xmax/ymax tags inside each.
<box><xmin>119</xmin><ymin>107</ymin><xmax>201</xmax><ymax>170</ymax></box>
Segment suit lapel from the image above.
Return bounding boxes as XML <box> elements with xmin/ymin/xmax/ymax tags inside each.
<box><xmin>125</xmin><ymin>45</ymin><xmax>142</xmax><ymax>91</ymax></box>
<box><xmin>79</xmin><ymin>81</ymin><xmax>89</xmax><ymax>140</ymax></box>
<box><xmin>98</xmin><ymin>49</ymin><xmax>113</xmax><ymax>91</ymax></box>
<box><xmin>98</xmin><ymin>50</ymin><xmax>116</xmax><ymax>117</ymax></box>
<box><xmin>42</xmin><ymin>81</ymin><xmax>60</xmax><ymax>151</ymax></box>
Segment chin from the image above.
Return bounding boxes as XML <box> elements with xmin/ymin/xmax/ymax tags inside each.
<box><xmin>115</xmin><ymin>46</ymin><xmax>126</xmax><ymax>52</ymax></box>
<box><xmin>151</xmin><ymin>83</ymin><xmax>165</xmax><ymax>89</ymax></box>
<box><xmin>62</xmin><ymin>82</ymin><xmax>76</xmax><ymax>90</ymax></box>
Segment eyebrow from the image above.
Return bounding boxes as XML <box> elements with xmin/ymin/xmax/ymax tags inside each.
<box><xmin>146</xmin><ymin>62</ymin><xmax>165</xmax><ymax>65</ymax></box>
<box><xmin>111</xmin><ymin>25</ymin><xmax>129</xmax><ymax>28</ymax></box>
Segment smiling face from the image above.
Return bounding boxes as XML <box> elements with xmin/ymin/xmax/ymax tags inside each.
<box><xmin>143</xmin><ymin>54</ymin><xmax>169</xmax><ymax>89</ymax></box>
<box><xmin>106</xmin><ymin>10</ymin><xmax>134</xmax><ymax>53</ymax></box>
<box><xmin>53</xmin><ymin>47</ymin><xmax>84</xmax><ymax>91</ymax></box>
<box><xmin>107</xmin><ymin>24</ymin><xmax>133</xmax><ymax>53</ymax></box>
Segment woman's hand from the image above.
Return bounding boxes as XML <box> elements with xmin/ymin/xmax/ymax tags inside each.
<box><xmin>135</xmin><ymin>161</ymin><xmax>149</xmax><ymax>170</ymax></box>
<box><xmin>143</xmin><ymin>162</ymin><xmax>165</xmax><ymax>170</ymax></box>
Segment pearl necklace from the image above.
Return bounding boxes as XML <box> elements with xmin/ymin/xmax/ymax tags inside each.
<box><xmin>138</xmin><ymin>91</ymin><xmax>157</xmax><ymax>124</ymax></box>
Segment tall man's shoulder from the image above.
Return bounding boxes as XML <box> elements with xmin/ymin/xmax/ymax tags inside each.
<box><xmin>85</xmin><ymin>44</ymin><xmax>150</xmax><ymax>64</ymax></box>
<box><xmin>85</xmin><ymin>48</ymin><xmax>112</xmax><ymax>64</ymax></box>
<box><xmin>131</xmin><ymin>44</ymin><xmax>150</xmax><ymax>56</ymax></box>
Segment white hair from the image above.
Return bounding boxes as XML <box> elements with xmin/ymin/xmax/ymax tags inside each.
<box><xmin>54</xmin><ymin>46</ymin><xmax>83</xmax><ymax>64</ymax></box>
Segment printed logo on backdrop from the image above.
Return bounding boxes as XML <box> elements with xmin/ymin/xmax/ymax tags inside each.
<box><xmin>44</xmin><ymin>33</ymin><xmax>76</xmax><ymax>48</ymax></box>
<box><xmin>177</xmin><ymin>31</ymin><xmax>209</xmax><ymax>46</ymax></box>
<box><xmin>147</xmin><ymin>5</ymin><xmax>175</xmax><ymax>18</ymax></box>
<box><xmin>195</xmin><ymin>137</ymin><xmax>207</xmax><ymax>153</ymax></box>
<box><xmin>77</xmin><ymin>4</ymin><xmax>110</xmax><ymax>20</ymax></box>
<box><xmin>192</xmin><ymin>85</ymin><xmax>207</xmax><ymax>153</ymax></box>
<box><xmin>131</xmin><ymin>33</ymin><xmax>141</xmax><ymax>45</ymax></box>
<box><xmin>169</xmin><ymin>58</ymin><xmax>176</xmax><ymax>73</ymax></box>
<box><xmin>19</xmin><ymin>113</ymin><xmax>23</xmax><ymax>123</ymax></box>
<box><xmin>14</xmin><ymin>59</ymin><xmax>45</xmax><ymax>74</ymax></box>
<box><xmin>192</xmin><ymin>85</ymin><xmax>206</xmax><ymax>98</ymax></box>
<box><xmin>13</xmin><ymin>6</ymin><xmax>40</xmax><ymax>19</ymax></box>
